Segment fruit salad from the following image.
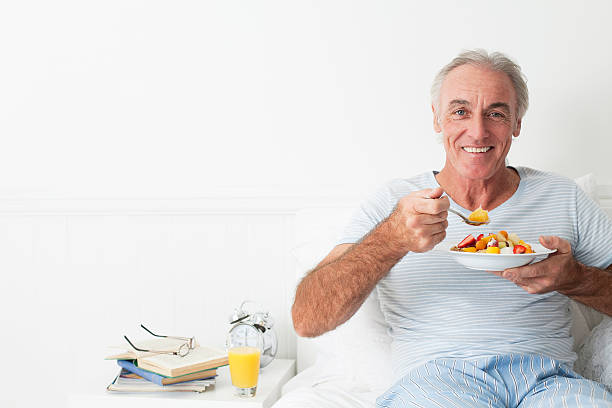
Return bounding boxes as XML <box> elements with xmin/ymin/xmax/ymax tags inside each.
<box><xmin>450</xmin><ymin>231</ymin><xmax>534</xmax><ymax>254</ymax></box>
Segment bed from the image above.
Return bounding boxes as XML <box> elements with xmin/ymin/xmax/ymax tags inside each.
<box><xmin>273</xmin><ymin>173</ymin><xmax>612</xmax><ymax>407</ymax></box>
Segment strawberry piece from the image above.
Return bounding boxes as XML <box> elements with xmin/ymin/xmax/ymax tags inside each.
<box><xmin>457</xmin><ymin>234</ymin><xmax>477</xmax><ymax>248</ymax></box>
<box><xmin>476</xmin><ymin>234</ymin><xmax>484</xmax><ymax>241</ymax></box>
<box><xmin>513</xmin><ymin>245</ymin><xmax>526</xmax><ymax>254</ymax></box>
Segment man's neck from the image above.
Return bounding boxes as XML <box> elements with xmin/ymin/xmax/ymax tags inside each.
<box><xmin>435</xmin><ymin>166</ymin><xmax>520</xmax><ymax>211</ymax></box>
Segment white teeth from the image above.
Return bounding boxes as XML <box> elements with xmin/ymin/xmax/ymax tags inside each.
<box><xmin>463</xmin><ymin>146</ymin><xmax>491</xmax><ymax>153</ymax></box>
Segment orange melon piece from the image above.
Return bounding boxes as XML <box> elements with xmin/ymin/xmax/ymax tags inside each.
<box><xmin>475</xmin><ymin>239</ymin><xmax>488</xmax><ymax>250</ymax></box>
<box><xmin>468</xmin><ymin>207</ymin><xmax>489</xmax><ymax>223</ymax></box>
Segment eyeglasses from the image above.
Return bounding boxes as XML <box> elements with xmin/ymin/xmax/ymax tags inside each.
<box><xmin>123</xmin><ymin>324</ymin><xmax>198</xmax><ymax>358</ymax></box>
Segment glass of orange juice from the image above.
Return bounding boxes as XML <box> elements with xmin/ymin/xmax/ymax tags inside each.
<box><xmin>227</xmin><ymin>323</ymin><xmax>263</xmax><ymax>397</ymax></box>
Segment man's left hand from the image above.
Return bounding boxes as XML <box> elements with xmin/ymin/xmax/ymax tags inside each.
<box><xmin>493</xmin><ymin>236</ymin><xmax>584</xmax><ymax>294</ymax></box>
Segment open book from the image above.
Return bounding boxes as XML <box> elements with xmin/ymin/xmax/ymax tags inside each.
<box><xmin>106</xmin><ymin>338</ymin><xmax>228</xmax><ymax>377</ymax></box>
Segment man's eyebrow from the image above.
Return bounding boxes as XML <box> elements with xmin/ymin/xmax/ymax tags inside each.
<box><xmin>487</xmin><ymin>102</ymin><xmax>511</xmax><ymax>112</ymax></box>
<box><xmin>448</xmin><ymin>99</ymin><xmax>470</xmax><ymax>107</ymax></box>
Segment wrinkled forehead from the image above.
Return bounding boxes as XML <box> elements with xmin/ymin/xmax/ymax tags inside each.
<box><xmin>439</xmin><ymin>65</ymin><xmax>517</xmax><ymax>111</ymax></box>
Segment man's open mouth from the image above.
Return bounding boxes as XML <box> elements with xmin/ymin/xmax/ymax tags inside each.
<box><xmin>462</xmin><ymin>146</ymin><xmax>492</xmax><ymax>153</ymax></box>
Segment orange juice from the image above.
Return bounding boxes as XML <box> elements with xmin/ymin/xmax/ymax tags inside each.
<box><xmin>228</xmin><ymin>346</ymin><xmax>261</xmax><ymax>389</ymax></box>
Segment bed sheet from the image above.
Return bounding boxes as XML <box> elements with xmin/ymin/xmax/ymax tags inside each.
<box><xmin>273</xmin><ymin>362</ymin><xmax>380</xmax><ymax>408</ymax></box>
<box><xmin>273</xmin><ymin>384</ymin><xmax>377</xmax><ymax>408</ymax></box>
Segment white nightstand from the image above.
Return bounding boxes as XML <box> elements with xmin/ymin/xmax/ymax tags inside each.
<box><xmin>69</xmin><ymin>359</ymin><xmax>295</xmax><ymax>408</ymax></box>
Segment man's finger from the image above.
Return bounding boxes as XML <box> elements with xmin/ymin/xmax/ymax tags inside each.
<box><xmin>414</xmin><ymin>194</ymin><xmax>450</xmax><ymax>215</ymax></box>
<box><xmin>430</xmin><ymin>229</ymin><xmax>447</xmax><ymax>245</ymax></box>
<box><xmin>417</xmin><ymin>212</ymin><xmax>448</xmax><ymax>225</ymax></box>
<box><xmin>425</xmin><ymin>187</ymin><xmax>445</xmax><ymax>199</ymax></box>
<box><xmin>539</xmin><ymin>235</ymin><xmax>571</xmax><ymax>254</ymax></box>
<box><xmin>517</xmin><ymin>282</ymin><xmax>542</xmax><ymax>294</ymax></box>
<box><xmin>501</xmin><ymin>271</ymin><xmax>536</xmax><ymax>289</ymax></box>
<box><xmin>503</xmin><ymin>264</ymin><xmax>543</xmax><ymax>280</ymax></box>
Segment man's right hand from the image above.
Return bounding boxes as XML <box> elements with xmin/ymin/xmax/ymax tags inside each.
<box><xmin>386</xmin><ymin>187</ymin><xmax>449</xmax><ymax>253</ymax></box>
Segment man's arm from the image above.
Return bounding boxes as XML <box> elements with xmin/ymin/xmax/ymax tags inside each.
<box><xmin>560</xmin><ymin>263</ymin><xmax>612</xmax><ymax>316</ymax></box>
<box><xmin>291</xmin><ymin>187</ymin><xmax>449</xmax><ymax>338</ymax></box>
<box><xmin>292</xmin><ymin>222</ymin><xmax>407</xmax><ymax>338</ymax></box>
<box><xmin>500</xmin><ymin>235</ymin><xmax>612</xmax><ymax>316</ymax></box>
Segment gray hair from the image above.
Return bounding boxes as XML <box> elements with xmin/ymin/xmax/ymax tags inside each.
<box><xmin>431</xmin><ymin>49</ymin><xmax>529</xmax><ymax>121</ymax></box>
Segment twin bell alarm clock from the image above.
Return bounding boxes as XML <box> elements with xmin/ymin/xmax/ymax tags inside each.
<box><xmin>227</xmin><ymin>300</ymin><xmax>278</xmax><ymax>368</ymax></box>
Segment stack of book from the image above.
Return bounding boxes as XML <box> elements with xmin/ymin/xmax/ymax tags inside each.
<box><xmin>105</xmin><ymin>338</ymin><xmax>229</xmax><ymax>393</ymax></box>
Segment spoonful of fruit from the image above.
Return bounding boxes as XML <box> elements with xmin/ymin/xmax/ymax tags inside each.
<box><xmin>448</xmin><ymin>207</ymin><xmax>490</xmax><ymax>226</ymax></box>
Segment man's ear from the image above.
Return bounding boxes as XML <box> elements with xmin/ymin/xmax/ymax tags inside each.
<box><xmin>513</xmin><ymin>118</ymin><xmax>522</xmax><ymax>137</ymax></box>
<box><xmin>432</xmin><ymin>104</ymin><xmax>442</xmax><ymax>133</ymax></box>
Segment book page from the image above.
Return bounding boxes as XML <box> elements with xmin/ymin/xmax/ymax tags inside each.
<box><xmin>140</xmin><ymin>345</ymin><xmax>227</xmax><ymax>370</ymax></box>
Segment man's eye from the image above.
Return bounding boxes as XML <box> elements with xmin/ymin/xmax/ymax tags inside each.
<box><xmin>489</xmin><ymin>112</ymin><xmax>505</xmax><ymax>119</ymax></box>
<box><xmin>454</xmin><ymin>109</ymin><xmax>466</xmax><ymax>116</ymax></box>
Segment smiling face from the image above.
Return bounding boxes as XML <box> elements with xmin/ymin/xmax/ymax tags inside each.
<box><xmin>433</xmin><ymin>64</ymin><xmax>522</xmax><ymax>182</ymax></box>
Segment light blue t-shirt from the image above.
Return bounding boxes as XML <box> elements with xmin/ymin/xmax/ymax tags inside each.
<box><xmin>338</xmin><ymin>167</ymin><xmax>612</xmax><ymax>379</ymax></box>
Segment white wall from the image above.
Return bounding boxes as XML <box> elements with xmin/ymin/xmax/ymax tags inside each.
<box><xmin>1</xmin><ymin>1</ymin><xmax>612</xmax><ymax>407</ymax></box>
<box><xmin>0</xmin><ymin>198</ymin><xmax>305</xmax><ymax>407</ymax></box>
<box><xmin>1</xmin><ymin>0</ymin><xmax>611</xmax><ymax>199</ymax></box>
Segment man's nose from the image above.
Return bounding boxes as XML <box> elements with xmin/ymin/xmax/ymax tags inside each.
<box><xmin>467</xmin><ymin>115</ymin><xmax>487</xmax><ymax>139</ymax></box>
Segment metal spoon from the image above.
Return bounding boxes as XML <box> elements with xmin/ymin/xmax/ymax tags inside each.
<box><xmin>448</xmin><ymin>208</ymin><xmax>489</xmax><ymax>226</ymax></box>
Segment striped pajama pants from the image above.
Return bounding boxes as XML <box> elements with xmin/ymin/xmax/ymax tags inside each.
<box><xmin>377</xmin><ymin>354</ymin><xmax>611</xmax><ymax>408</ymax></box>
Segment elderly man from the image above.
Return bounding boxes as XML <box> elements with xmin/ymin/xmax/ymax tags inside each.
<box><xmin>292</xmin><ymin>50</ymin><xmax>612</xmax><ymax>407</ymax></box>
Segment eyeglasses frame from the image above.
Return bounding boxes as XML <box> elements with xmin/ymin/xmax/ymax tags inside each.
<box><xmin>123</xmin><ymin>324</ymin><xmax>197</xmax><ymax>358</ymax></box>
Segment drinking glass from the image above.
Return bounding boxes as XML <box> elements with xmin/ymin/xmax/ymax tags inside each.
<box><xmin>226</xmin><ymin>323</ymin><xmax>264</xmax><ymax>398</ymax></box>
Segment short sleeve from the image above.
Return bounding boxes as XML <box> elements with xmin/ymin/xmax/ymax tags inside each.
<box><xmin>336</xmin><ymin>183</ymin><xmax>398</xmax><ymax>245</ymax></box>
<box><xmin>573</xmin><ymin>185</ymin><xmax>612</xmax><ymax>269</ymax></box>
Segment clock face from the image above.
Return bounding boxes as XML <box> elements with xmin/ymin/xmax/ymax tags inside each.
<box><xmin>228</xmin><ymin>323</ymin><xmax>263</xmax><ymax>351</ymax></box>
<box><xmin>227</xmin><ymin>315</ymin><xmax>278</xmax><ymax>368</ymax></box>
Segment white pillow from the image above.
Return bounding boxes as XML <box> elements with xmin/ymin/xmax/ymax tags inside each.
<box><xmin>572</xmin><ymin>173</ymin><xmax>612</xmax><ymax>388</ymax></box>
<box><xmin>574</xmin><ymin>316</ymin><xmax>612</xmax><ymax>391</ymax></box>
<box><xmin>292</xmin><ymin>206</ymin><xmax>393</xmax><ymax>394</ymax></box>
<box><xmin>571</xmin><ymin>173</ymin><xmax>605</xmax><ymax>347</ymax></box>
<box><xmin>575</xmin><ymin>173</ymin><xmax>600</xmax><ymax>205</ymax></box>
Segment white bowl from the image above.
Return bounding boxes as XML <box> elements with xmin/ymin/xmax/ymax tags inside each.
<box><xmin>435</xmin><ymin>242</ymin><xmax>557</xmax><ymax>271</ymax></box>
